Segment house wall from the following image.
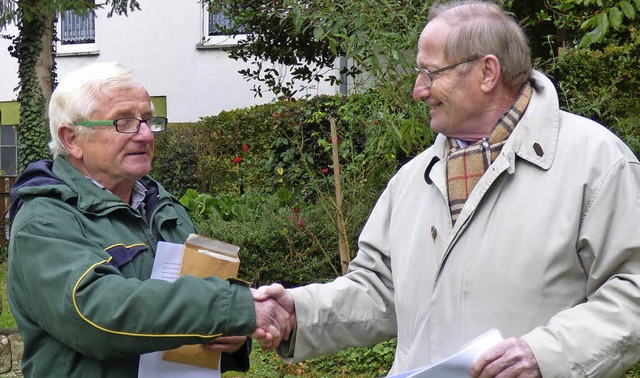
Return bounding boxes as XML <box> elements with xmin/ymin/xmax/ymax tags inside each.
<box><xmin>0</xmin><ymin>0</ymin><xmax>339</xmax><ymax>124</ymax></box>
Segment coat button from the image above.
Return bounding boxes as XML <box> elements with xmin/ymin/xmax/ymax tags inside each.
<box><xmin>431</xmin><ymin>226</ymin><xmax>437</xmax><ymax>239</ymax></box>
<box><xmin>533</xmin><ymin>143</ymin><xmax>544</xmax><ymax>157</ymax></box>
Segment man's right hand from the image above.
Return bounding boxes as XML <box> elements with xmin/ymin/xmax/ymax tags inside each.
<box><xmin>251</xmin><ymin>284</ymin><xmax>296</xmax><ymax>350</ymax></box>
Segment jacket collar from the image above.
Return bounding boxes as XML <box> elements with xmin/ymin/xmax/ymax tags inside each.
<box><xmin>503</xmin><ymin>70</ymin><xmax>560</xmax><ymax>171</ymax></box>
<box><xmin>51</xmin><ymin>156</ymin><xmax>131</xmax><ymax>214</ymax></box>
<box><xmin>21</xmin><ymin>156</ymin><xmax>172</xmax><ymax>222</ymax></box>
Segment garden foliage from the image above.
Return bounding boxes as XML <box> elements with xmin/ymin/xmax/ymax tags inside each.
<box><xmin>152</xmin><ymin>92</ymin><xmax>433</xmax><ymax>286</ymax></box>
<box><xmin>542</xmin><ymin>41</ymin><xmax>640</xmax><ymax>156</ymax></box>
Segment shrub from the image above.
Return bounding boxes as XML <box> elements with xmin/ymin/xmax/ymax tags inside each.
<box><xmin>153</xmin><ymin>92</ymin><xmax>433</xmax><ymax>202</ymax></box>
<box><xmin>609</xmin><ymin>116</ymin><xmax>640</xmax><ymax>158</ymax></box>
<box><xmin>184</xmin><ymin>190</ymin><xmax>342</xmax><ymax>286</ymax></box>
<box><xmin>544</xmin><ymin>43</ymin><xmax>640</xmax><ymax>127</ymax></box>
<box><xmin>153</xmin><ymin>93</ymin><xmax>426</xmax><ymax>288</ymax></box>
<box><xmin>152</xmin><ymin>122</ymin><xmax>200</xmax><ymax>196</ymax></box>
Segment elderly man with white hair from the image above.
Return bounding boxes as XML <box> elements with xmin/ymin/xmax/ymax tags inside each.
<box><xmin>7</xmin><ymin>62</ymin><xmax>290</xmax><ymax>377</ymax></box>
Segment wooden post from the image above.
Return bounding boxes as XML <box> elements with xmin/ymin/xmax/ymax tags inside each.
<box><xmin>329</xmin><ymin>116</ymin><xmax>350</xmax><ymax>275</ymax></box>
<box><xmin>0</xmin><ymin>176</ymin><xmax>16</xmax><ymax>246</ymax></box>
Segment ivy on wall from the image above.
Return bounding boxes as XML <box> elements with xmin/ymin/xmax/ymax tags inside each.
<box><xmin>8</xmin><ymin>1</ymin><xmax>53</xmax><ymax>172</ymax></box>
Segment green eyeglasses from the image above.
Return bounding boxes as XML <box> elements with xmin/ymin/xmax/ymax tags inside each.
<box><xmin>76</xmin><ymin>116</ymin><xmax>168</xmax><ymax>134</ymax></box>
<box><xmin>415</xmin><ymin>55</ymin><xmax>482</xmax><ymax>87</ymax></box>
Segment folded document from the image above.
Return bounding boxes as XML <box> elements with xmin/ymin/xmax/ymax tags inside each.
<box><xmin>388</xmin><ymin>329</ymin><xmax>503</xmax><ymax>378</ymax></box>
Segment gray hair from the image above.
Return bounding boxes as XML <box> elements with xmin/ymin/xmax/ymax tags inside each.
<box><xmin>48</xmin><ymin>62</ymin><xmax>138</xmax><ymax>158</ymax></box>
<box><xmin>428</xmin><ymin>0</ymin><xmax>532</xmax><ymax>91</ymax></box>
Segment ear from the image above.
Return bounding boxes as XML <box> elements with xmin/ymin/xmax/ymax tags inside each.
<box><xmin>479</xmin><ymin>55</ymin><xmax>501</xmax><ymax>93</ymax></box>
<box><xmin>58</xmin><ymin>125</ymin><xmax>84</xmax><ymax>159</ymax></box>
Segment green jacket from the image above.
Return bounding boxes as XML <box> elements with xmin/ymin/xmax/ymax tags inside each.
<box><xmin>7</xmin><ymin>157</ymin><xmax>255</xmax><ymax>377</ymax></box>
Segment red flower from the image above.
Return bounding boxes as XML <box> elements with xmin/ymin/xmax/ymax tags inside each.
<box><xmin>233</xmin><ymin>156</ymin><xmax>243</xmax><ymax>164</ymax></box>
<box><xmin>321</xmin><ymin>168</ymin><xmax>329</xmax><ymax>174</ymax></box>
<box><xmin>242</xmin><ymin>144</ymin><xmax>249</xmax><ymax>153</ymax></box>
<box><xmin>374</xmin><ymin>120</ymin><xmax>380</xmax><ymax>125</ymax></box>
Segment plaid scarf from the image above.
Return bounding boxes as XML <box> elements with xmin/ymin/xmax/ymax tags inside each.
<box><xmin>446</xmin><ymin>82</ymin><xmax>532</xmax><ymax>225</ymax></box>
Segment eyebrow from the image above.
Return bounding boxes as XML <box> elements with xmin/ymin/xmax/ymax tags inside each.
<box><xmin>108</xmin><ymin>107</ymin><xmax>154</xmax><ymax>119</ymax></box>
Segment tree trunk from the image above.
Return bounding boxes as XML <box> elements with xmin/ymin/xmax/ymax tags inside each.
<box><xmin>14</xmin><ymin>0</ymin><xmax>53</xmax><ymax>172</ymax></box>
<box><xmin>37</xmin><ymin>12</ymin><xmax>55</xmax><ymax>117</ymax></box>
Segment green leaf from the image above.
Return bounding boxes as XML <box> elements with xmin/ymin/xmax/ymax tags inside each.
<box><xmin>620</xmin><ymin>1</ymin><xmax>636</xmax><ymax>19</ymax></box>
<box><xmin>609</xmin><ymin>6</ymin><xmax>623</xmax><ymax>28</ymax></box>
<box><xmin>598</xmin><ymin>11</ymin><xmax>610</xmax><ymax>32</ymax></box>
<box><xmin>579</xmin><ymin>26</ymin><xmax>604</xmax><ymax>47</ymax></box>
<box><xmin>580</xmin><ymin>14</ymin><xmax>599</xmax><ymax>29</ymax></box>
<box><xmin>313</xmin><ymin>27</ymin><xmax>323</xmax><ymax>41</ymax></box>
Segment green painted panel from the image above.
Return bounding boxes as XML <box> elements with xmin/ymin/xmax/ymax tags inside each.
<box><xmin>0</xmin><ymin>102</ymin><xmax>20</xmax><ymax>125</ymax></box>
<box><xmin>151</xmin><ymin>96</ymin><xmax>167</xmax><ymax>118</ymax></box>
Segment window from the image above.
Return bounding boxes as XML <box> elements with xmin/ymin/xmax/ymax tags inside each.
<box><xmin>0</xmin><ymin>0</ymin><xmax>16</xmax><ymax>31</ymax></box>
<box><xmin>199</xmin><ymin>6</ymin><xmax>247</xmax><ymax>48</ymax></box>
<box><xmin>60</xmin><ymin>9</ymin><xmax>95</xmax><ymax>45</ymax></box>
<box><xmin>208</xmin><ymin>10</ymin><xmax>243</xmax><ymax>36</ymax></box>
<box><xmin>57</xmin><ymin>1</ymin><xmax>99</xmax><ymax>55</ymax></box>
<box><xmin>0</xmin><ymin>126</ymin><xmax>16</xmax><ymax>176</ymax></box>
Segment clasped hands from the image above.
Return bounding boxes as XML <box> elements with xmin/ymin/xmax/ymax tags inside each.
<box><xmin>250</xmin><ymin>283</ymin><xmax>296</xmax><ymax>350</ymax></box>
<box><xmin>204</xmin><ymin>283</ymin><xmax>293</xmax><ymax>353</ymax></box>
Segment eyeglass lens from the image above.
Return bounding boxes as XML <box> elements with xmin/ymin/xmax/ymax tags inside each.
<box><xmin>417</xmin><ymin>69</ymin><xmax>433</xmax><ymax>86</ymax></box>
<box><xmin>115</xmin><ymin>117</ymin><xmax>166</xmax><ymax>133</ymax></box>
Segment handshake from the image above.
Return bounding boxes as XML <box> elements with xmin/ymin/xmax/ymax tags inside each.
<box><xmin>205</xmin><ymin>283</ymin><xmax>294</xmax><ymax>353</ymax></box>
<box><xmin>250</xmin><ymin>283</ymin><xmax>296</xmax><ymax>350</ymax></box>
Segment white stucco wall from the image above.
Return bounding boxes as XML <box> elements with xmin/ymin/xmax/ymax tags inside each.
<box><xmin>0</xmin><ymin>0</ymin><xmax>339</xmax><ymax>122</ymax></box>
<box><xmin>0</xmin><ymin>22</ymin><xmax>19</xmax><ymax>102</ymax></box>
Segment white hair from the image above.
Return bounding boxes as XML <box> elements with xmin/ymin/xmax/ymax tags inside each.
<box><xmin>48</xmin><ymin>62</ymin><xmax>139</xmax><ymax>158</ymax></box>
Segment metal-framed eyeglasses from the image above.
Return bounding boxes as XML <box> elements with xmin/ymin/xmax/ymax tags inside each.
<box><xmin>415</xmin><ymin>55</ymin><xmax>482</xmax><ymax>87</ymax></box>
<box><xmin>75</xmin><ymin>116</ymin><xmax>168</xmax><ymax>133</ymax></box>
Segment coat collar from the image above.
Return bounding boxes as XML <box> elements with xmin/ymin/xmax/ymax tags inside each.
<box><xmin>51</xmin><ymin>156</ymin><xmax>130</xmax><ymax>213</ymax></box>
<box><xmin>504</xmin><ymin>70</ymin><xmax>560</xmax><ymax>171</ymax></box>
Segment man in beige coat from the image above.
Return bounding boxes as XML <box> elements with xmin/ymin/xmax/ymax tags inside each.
<box><xmin>254</xmin><ymin>1</ymin><xmax>640</xmax><ymax>377</ymax></box>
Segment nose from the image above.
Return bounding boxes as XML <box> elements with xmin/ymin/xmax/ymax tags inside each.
<box><xmin>133</xmin><ymin>121</ymin><xmax>155</xmax><ymax>141</ymax></box>
<box><xmin>413</xmin><ymin>75</ymin><xmax>431</xmax><ymax>100</ymax></box>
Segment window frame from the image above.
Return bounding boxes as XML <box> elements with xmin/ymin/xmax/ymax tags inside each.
<box><xmin>56</xmin><ymin>4</ymin><xmax>99</xmax><ymax>56</ymax></box>
<box><xmin>0</xmin><ymin>125</ymin><xmax>17</xmax><ymax>176</ymax></box>
<box><xmin>198</xmin><ymin>5</ymin><xmax>247</xmax><ymax>48</ymax></box>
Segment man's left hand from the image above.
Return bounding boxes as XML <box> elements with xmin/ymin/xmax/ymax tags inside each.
<box><xmin>470</xmin><ymin>337</ymin><xmax>542</xmax><ymax>378</ymax></box>
<box><xmin>205</xmin><ymin>336</ymin><xmax>247</xmax><ymax>353</ymax></box>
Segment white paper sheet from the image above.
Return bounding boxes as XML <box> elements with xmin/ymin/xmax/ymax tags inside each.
<box><xmin>138</xmin><ymin>241</ymin><xmax>222</xmax><ymax>378</ymax></box>
<box><xmin>388</xmin><ymin>329</ymin><xmax>503</xmax><ymax>378</ymax></box>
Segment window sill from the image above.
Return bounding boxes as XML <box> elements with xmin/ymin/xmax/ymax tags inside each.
<box><xmin>56</xmin><ymin>50</ymin><xmax>100</xmax><ymax>57</ymax></box>
<box><xmin>196</xmin><ymin>34</ymin><xmax>247</xmax><ymax>50</ymax></box>
<box><xmin>196</xmin><ymin>43</ymin><xmax>234</xmax><ymax>50</ymax></box>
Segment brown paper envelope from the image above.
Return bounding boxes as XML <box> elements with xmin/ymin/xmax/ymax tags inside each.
<box><xmin>162</xmin><ymin>234</ymin><xmax>240</xmax><ymax>370</ymax></box>
<box><xmin>179</xmin><ymin>241</ymin><xmax>239</xmax><ymax>279</ymax></box>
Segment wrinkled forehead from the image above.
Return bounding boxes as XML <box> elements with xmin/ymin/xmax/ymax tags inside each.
<box><xmin>417</xmin><ymin>18</ymin><xmax>449</xmax><ymax>61</ymax></box>
<box><xmin>91</xmin><ymin>84</ymin><xmax>152</xmax><ymax>118</ymax></box>
<box><xmin>419</xmin><ymin>17</ymin><xmax>451</xmax><ymax>47</ymax></box>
